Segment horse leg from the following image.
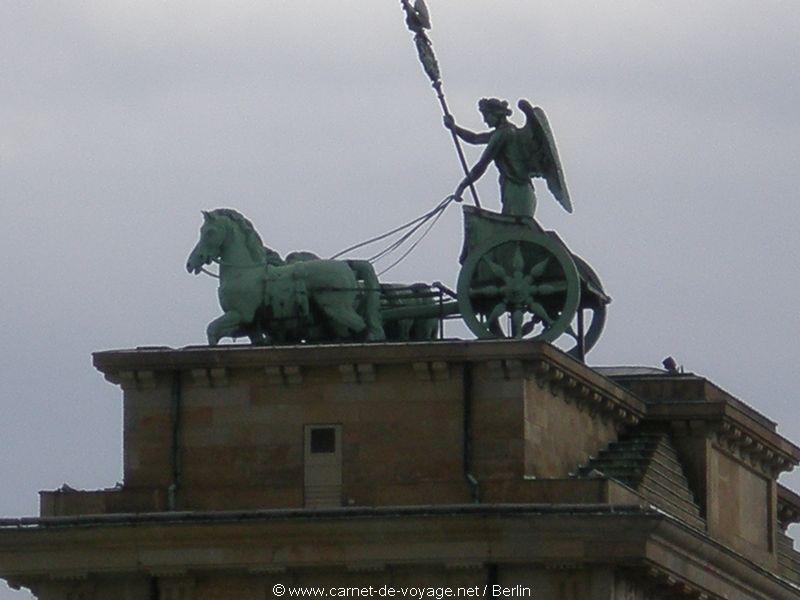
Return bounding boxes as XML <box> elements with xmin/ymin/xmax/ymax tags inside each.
<box><xmin>398</xmin><ymin>319</ymin><xmax>413</xmax><ymax>341</ymax></box>
<box><xmin>317</xmin><ymin>297</ymin><xmax>367</xmax><ymax>340</ymax></box>
<box><xmin>247</xmin><ymin>312</ymin><xmax>271</xmax><ymax>346</ymax></box>
<box><xmin>248</xmin><ymin>329</ymin><xmax>270</xmax><ymax>346</ymax></box>
<box><xmin>207</xmin><ymin>310</ymin><xmax>244</xmax><ymax>346</ymax></box>
<box><xmin>346</xmin><ymin>260</ymin><xmax>386</xmax><ymax>341</ymax></box>
<box><xmin>413</xmin><ymin>317</ymin><xmax>438</xmax><ymax>341</ymax></box>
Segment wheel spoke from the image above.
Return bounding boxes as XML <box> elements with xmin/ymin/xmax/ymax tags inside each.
<box><xmin>469</xmin><ymin>284</ymin><xmax>502</xmax><ymax>298</ymax></box>
<box><xmin>535</xmin><ymin>281</ymin><xmax>568</xmax><ymax>295</ymax></box>
<box><xmin>511</xmin><ymin>309</ymin><xmax>524</xmax><ymax>338</ymax></box>
<box><xmin>487</xmin><ymin>302</ymin><xmax>508</xmax><ymax>325</ymax></box>
<box><xmin>479</xmin><ymin>255</ymin><xmax>508</xmax><ymax>280</ymax></box>
<box><xmin>527</xmin><ymin>301</ymin><xmax>554</xmax><ymax>326</ymax></box>
<box><xmin>512</xmin><ymin>244</ymin><xmax>525</xmax><ymax>273</ymax></box>
<box><xmin>529</xmin><ymin>257</ymin><xmax>550</xmax><ymax>279</ymax></box>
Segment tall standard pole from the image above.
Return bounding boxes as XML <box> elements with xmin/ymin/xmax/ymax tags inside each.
<box><xmin>400</xmin><ymin>0</ymin><xmax>481</xmax><ymax>208</ymax></box>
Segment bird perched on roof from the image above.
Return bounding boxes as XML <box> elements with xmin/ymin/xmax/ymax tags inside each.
<box><xmin>662</xmin><ymin>356</ymin><xmax>680</xmax><ymax>374</ymax></box>
<box><xmin>401</xmin><ymin>0</ymin><xmax>432</xmax><ymax>34</ymax></box>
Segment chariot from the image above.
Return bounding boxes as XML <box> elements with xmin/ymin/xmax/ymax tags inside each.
<box><xmin>380</xmin><ymin>205</ymin><xmax>610</xmax><ymax>358</ymax></box>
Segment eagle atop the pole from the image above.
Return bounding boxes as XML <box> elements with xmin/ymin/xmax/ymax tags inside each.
<box><xmin>401</xmin><ymin>0</ymin><xmax>440</xmax><ymax>83</ymax></box>
<box><xmin>402</xmin><ymin>0</ymin><xmax>431</xmax><ymax>33</ymax></box>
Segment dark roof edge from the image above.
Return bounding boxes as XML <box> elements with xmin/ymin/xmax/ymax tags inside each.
<box><xmin>0</xmin><ymin>502</ymin><xmax>652</xmax><ymax>530</ymax></box>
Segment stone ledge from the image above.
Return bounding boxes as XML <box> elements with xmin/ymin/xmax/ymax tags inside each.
<box><xmin>38</xmin><ymin>479</ymin><xmax>640</xmax><ymax>518</ymax></box>
<box><xmin>94</xmin><ymin>340</ymin><xmax>648</xmax><ymax>431</ymax></box>
<box><xmin>2</xmin><ymin>506</ymin><xmax>799</xmax><ymax>600</ymax></box>
<box><xmin>94</xmin><ymin>340</ymin><xmax>574</xmax><ymax>373</ymax></box>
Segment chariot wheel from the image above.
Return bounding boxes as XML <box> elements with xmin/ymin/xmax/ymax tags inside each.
<box><xmin>457</xmin><ymin>232</ymin><xmax>581</xmax><ymax>341</ymax></box>
<box><xmin>563</xmin><ymin>303</ymin><xmax>607</xmax><ymax>358</ymax></box>
<box><xmin>563</xmin><ymin>256</ymin><xmax>609</xmax><ymax>358</ymax></box>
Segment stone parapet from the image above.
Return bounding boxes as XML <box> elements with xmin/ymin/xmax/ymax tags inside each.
<box><xmin>85</xmin><ymin>341</ymin><xmax>647</xmax><ymax>514</ymax></box>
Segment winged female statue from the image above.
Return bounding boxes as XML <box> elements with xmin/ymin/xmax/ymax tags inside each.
<box><xmin>444</xmin><ymin>98</ymin><xmax>572</xmax><ymax>218</ymax></box>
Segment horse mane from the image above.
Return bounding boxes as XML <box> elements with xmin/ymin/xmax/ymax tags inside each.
<box><xmin>208</xmin><ymin>208</ymin><xmax>267</xmax><ymax>263</ymax></box>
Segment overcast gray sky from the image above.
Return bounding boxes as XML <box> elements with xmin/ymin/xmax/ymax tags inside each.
<box><xmin>2</xmin><ymin>1</ymin><xmax>799</xmax><ymax>596</ymax></box>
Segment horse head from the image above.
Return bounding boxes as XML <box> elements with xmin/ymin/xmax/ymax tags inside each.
<box><xmin>186</xmin><ymin>208</ymin><xmax>268</xmax><ymax>275</ymax></box>
<box><xmin>186</xmin><ymin>210</ymin><xmax>228</xmax><ymax>274</ymax></box>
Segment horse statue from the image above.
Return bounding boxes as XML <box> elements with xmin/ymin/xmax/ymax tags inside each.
<box><xmin>186</xmin><ymin>209</ymin><xmax>386</xmax><ymax>346</ymax></box>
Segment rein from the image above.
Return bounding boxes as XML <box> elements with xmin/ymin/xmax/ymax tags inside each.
<box><xmin>213</xmin><ymin>257</ymin><xmax>267</xmax><ymax>268</ymax></box>
<box><xmin>198</xmin><ymin>196</ymin><xmax>454</xmax><ymax>280</ymax></box>
<box><xmin>200</xmin><ymin>257</ymin><xmax>268</xmax><ymax>280</ymax></box>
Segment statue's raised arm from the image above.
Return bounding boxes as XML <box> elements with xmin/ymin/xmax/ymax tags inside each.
<box><xmin>443</xmin><ymin>114</ymin><xmax>493</xmax><ymax>146</ymax></box>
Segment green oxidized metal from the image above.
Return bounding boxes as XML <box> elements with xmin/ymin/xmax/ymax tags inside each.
<box><xmin>186</xmin><ymin>209</ymin><xmax>386</xmax><ymax>346</ymax></box>
<box><xmin>180</xmin><ymin>6</ymin><xmax>611</xmax><ymax>355</ymax></box>
<box><xmin>457</xmin><ymin>209</ymin><xmax>580</xmax><ymax>342</ymax></box>
<box><xmin>186</xmin><ymin>206</ymin><xmax>609</xmax><ymax>357</ymax></box>
<box><xmin>186</xmin><ymin>209</ymin><xmax>449</xmax><ymax>347</ymax></box>
<box><xmin>447</xmin><ymin>99</ymin><xmax>571</xmax><ymax>218</ymax></box>
<box><xmin>457</xmin><ymin>206</ymin><xmax>609</xmax><ymax>356</ymax></box>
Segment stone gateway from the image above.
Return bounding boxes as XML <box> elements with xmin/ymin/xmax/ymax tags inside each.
<box><xmin>2</xmin><ymin>341</ymin><xmax>800</xmax><ymax>599</ymax></box>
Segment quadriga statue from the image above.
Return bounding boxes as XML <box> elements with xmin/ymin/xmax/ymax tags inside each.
<box><xmin>186</xmin><ymin>209</ymin><xmax>386</xmax><ymax>346</ymax></box>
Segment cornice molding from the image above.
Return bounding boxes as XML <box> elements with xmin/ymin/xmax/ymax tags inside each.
<box><xmin>530</xmin><ymin>359</ymin><xmax>642</xmax><ymax>427</ymax></box>
<box><xmin>714</xmin><ymin>422</ymin><xmax>797</xmax><ymax>477</ymax></box>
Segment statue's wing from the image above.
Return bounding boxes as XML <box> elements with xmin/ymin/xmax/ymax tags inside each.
<box><xmin>518</xmin><ymin>99</ymin><xmax>572</xmax><ymax>214</ymax></box>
